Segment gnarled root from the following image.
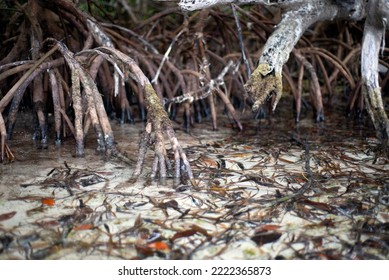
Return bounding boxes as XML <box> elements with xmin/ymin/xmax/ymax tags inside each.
<box><xmin>133</xmin><ymin>84</ymin><xmax>193</xmax><ymax>180</ymax></box>
<box><xmin>244</xmin><ymin>63</ymin><xmax>283</xmax><ymax>113</ymax></box>
<box><xmin>91</xmin><ymin>47</ymin><xmax>193</xmax><ymax>180</ymax></box>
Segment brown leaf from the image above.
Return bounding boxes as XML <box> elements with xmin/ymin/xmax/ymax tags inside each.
<box><xmin>198</xmin><ymin>156</ymin><xmax>219</xmax><ymax>168</ymax></box>
<box><xmin>0</xmin><ymin>211</ymin><xmax>16</xmax><ymax>221</ymax></box>
<box><xmin>33</xmin><ymin>220</ymin><xmax>60</xmax><ymax>228</ymax></box>
<box><xmin>257</xmin><ymin>224</ymin><xmax>280</xmax><ymax>231</ymax></box>
<box><xmin>190</xmin><ymin>224</ymin><xmax>211</xmax><ymax>238</ymax></box>
<box><xmin>135</xmin><ymin>244</ymin><xmax>154</xmax><ymax>257</ymax></box>
<box><xmin>73</xmin><ymin>224</ymin><xmax>94</xmax><ymax>231</ymax></box>
<box><xmin>210</xmin><ymin>185</ymin><xmax>227</xmax><ymax>196</ymax></box>
<box><xmin>301</xmin><ymin>199</ymin><xmax>333</xmax><ymax>212</ymax></box>
<box><xmin>251</xmin><ymin>232</ymin><xmax>282</xmax><ymax>246</ymax></box>
<box><xmin>319</xmin><ymin>218</ymin><xmax>336</xmax><ymax>227</ymax></box>
<box><xmin>171</xmin><ymin>229</ymin><xmax>198</xmax><ymax>241</ymax></box>
<box><xmin>251</xmin><ymin>224</ymin><xmax>282</xmax><ymax>246</ymax></box>
<box><xmin>163</xmin><ymin>200</ymin><xmax>179</xmax><ymax>210</ymax></box>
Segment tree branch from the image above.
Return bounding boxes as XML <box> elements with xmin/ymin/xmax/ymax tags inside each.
<box><xmin>245</xmin><ymin>0</ymin><xmax>365</xmax><ymax>111</ymax></box>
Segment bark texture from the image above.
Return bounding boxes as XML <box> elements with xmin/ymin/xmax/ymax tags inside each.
<box><xmin>361</xmin><ymin>0</ymin><xmax>389</xmax><ymax>146</ymax></box>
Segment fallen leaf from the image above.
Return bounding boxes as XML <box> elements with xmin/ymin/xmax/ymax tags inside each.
<box><xmin>73</xmin><ymin>224</ymin><xmax>94</xmax><ymax>231</ymax></box>
<box><xmin>319</xmin><ymin>218</ymin><xmax>336</xmax><ymax>227</ymax></box>
<box><xmin>41</xmin><ymin>197</ymin><xmax>55</xmax><ymax>206</ymax></box>
<box><xmin>161</xmin><ymin>200</ymin><xmax>179</xmax><ymax>210</ymax></box>
<box><xmin>210</xmin><ymin>186</ymin><xmax>227</xmax><ymax>196</ymax></box>
<box><xmin>301</xmin><ymin>199</ymin><xmax>333</xmax><ymax>212</ymax></box>
<box><xmin>198</xmin><ymin>156</ymin><xmax>219</xmax><ymax>168</ymax></box>
<box><xmin>251</xmin><ymin>224</ymin><xmax>282</xmax><ymax>246</ymax></box>
<box><xmin>148</xmin><ymin>241</ymin><xmax>170</xmax><ymax>251</ymax></box>
<box><xmin>190</xmin><ymin>224</ymin><xmax>210</xmax><ymax>238</ymax></box>
<box><xmin>135</xmin><ymin>244</ymin><xmax>154</xmax><ymax>257</ymax></box>
<box><xmin>0</xmin><ymin>211</ymin><xmax>16</xmax><ymax>221</ymax></box>
<box><xmin>33</xmin><ymin>220</ymin><xmax>60</xmax><ymax>228</ymax></box>
<box><xmin>171</xmin><ymin>230</ymin><xmax>198</xmax><ymax>241</ymax></box>
<box><xmin>278</xmin><ymin>157</ymin><xmax>295</xmax><ymax>164</ymax></box>
<box><xmin>257</xmin><ymin>224</ymin><xmax>280</xmax><ymax>231</ymax></box>
<box><xmin>251</xmin><ymin>232</ymin><xmax>282</xmax><ymax>246</ymax></box>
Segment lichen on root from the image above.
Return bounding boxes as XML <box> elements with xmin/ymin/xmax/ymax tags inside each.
<box><xmin>133</xmin><ymin>83</ymin><xmax>193</xmax><ymax>180</ymax></box>
<box><xmin>244</xmin><ymin>63</ymin><xmax>283</xmax><ymax>113</ymax></box>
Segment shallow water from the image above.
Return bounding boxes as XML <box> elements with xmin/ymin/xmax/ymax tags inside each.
<box><xmin>1</xmin><ymin>104</ymin><xmax>388</xmax><ymax>259</ymax></box>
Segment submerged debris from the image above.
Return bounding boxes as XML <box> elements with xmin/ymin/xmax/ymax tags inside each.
<box><xmin>0</xmin><ymin>111</ymin><xmax>388</xmax><ymax>260</ymax></box>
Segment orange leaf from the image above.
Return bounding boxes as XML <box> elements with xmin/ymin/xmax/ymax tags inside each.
<box><xmin>74</xmin><ymin>224</ymin><xmax>94</xmax><ymax>231</ymax></box>
<box><xmin>41</xmin><ymin>197</ymin><xmax>55</xmax><ymax>206</ymax></box>
<box><xmin>148</xmin><ymin>241</ymin><xmax>170</xmax><ymax>251</ymax></box>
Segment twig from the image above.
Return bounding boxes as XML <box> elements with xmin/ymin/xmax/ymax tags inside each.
<box><xmin>152</xmin><ymin>28</ymin><xmax>186</xmax><ymax>84</ymax></box>
<box><xmin>231</xmin><ymin>4</ymin><xmax>251</xmax><ymax>77</ymax></box>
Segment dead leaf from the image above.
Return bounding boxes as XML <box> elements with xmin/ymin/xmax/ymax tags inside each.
<box><xmin>73</xmin><ymin>224</ymin><xmax>94</xmax><ymax>231</ymax></box>
<box><xmin>41</xmin><ymin>197</ymin><xmax>55</xmax><ymax>206</ymax></box>
<box><xmin>257</xmin><ymin>224</ymin><xmax>280</xmax><ymax>231</ymax></box>
<box><xmin>171</xmin><ymin>230</ymin><xmax>198</xmax><ymax>241</ymax></box>
<box><xmin>0</xmin><ymin>211</ymin><xmax>16</xmax><ymax>221</ymax></box>
<box><xmin>319</xmin><ymin>218</ymin><xmax>336</xmax><ymax>227</ymax></box>
<box><xmin>162</xmin><ymin>200</ymin><xmax>179</xmax><ymax>210</ymax></box>
<box><xmin>198</xmin><ymin>156</ymin><xmax>219</xmax><ymax>168</ymax></box>
<box><xmin>251</xmin><ymin>224</ymin><xmax>282</xmax><ymax>246</ymax></box>
<box><xmin>190</xmin><ymin>224</ymin><xmax>211</xmax><ymax>238</ymax></box>
<box><xmin>251</xmin><ymin>232</ymin><xmax>282</xmax><ymax>246</ymax></box>
<box><xmin>301</xmin><ymin>199</ymin><xmax>333</xmax><ymax>212</ymax></box>
<box><xmin>33</xmin><ymin>220</ymin><xmax>60</xmax><ymax>228</ymax></box>
<box><xmin>148</xmin><ymin>241</ymin><xmax>170</xmax><ymax>251</ymax></box>
<box><xmin>135</xmin><ymin>244</ymin><xmax>154</xmax><ymax>257</ymax></box>
<box><xmin>210</xmin><ymin>185</ymin><xmax>227</xmax><ymax>196</ymax></box>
